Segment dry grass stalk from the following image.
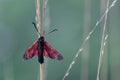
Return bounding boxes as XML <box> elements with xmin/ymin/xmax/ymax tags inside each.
<box><xmin>96</xmin><ymin>0</ymin><xmax>110</xmax><ymax>80</ymax></box>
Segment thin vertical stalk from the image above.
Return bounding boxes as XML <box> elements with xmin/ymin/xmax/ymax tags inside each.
<box><xmin>36</xmin><ymin>0</ymin><xmax>42</xmax><ymax>37</ymax></box>
<box><xmin>96</xmin><ymin>0</ymin><xmax>110</xmax><ymax>80</ymax></box>
<box><xmin>40</xmin><ymin>64</ymin><xmax>44</xmax><ymax>80</ymax></box>
<box><xmin>36</xmin><ymin>0</ymin><xmax>44</xmax><ymax>80</ymax></box>
<box><xmin>36</xmin><ymin>0</ymin><xmax>48</xmax><ymax>80</ymax></box>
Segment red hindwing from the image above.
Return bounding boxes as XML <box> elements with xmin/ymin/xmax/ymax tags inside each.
<box><xmin>43</xmin><ymin>41</ymin><xmax>63</xmax><ymax>60</ymax></box>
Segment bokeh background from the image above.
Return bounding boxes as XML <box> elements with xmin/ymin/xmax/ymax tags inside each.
<box><xmin>0</xmin><ymin>0</ymin><xmax>120</xmax><ymax>80</ymax></box>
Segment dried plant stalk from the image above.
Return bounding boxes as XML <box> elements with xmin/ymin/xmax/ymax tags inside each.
<box><xmin>96</xmin><ymin>0</ymin><xmax>110</xmax><ymax>80</ymax></box>
<box><xmin>36</xmin><ymin>0</ymin><xmax>44</xmax><ymax>80</ymax></box>
<box><xmin>36</xmin><ymin>0</ymin><xmax>48</xmax><ymax>80</ymax></box>
<box><xmin>36</xmin><ymin>0</ymin><xmax>41</xmax><ymax>36</ymax></box>
<box><xmin>40</xmin><ymin>64</ymin><xmax>44</xmax><ymax>80</ymax></box>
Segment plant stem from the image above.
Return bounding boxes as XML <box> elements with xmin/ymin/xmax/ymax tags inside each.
<box><xmin>96</xmin><ymin>0</ymin><xmax>110</xmax><ymax>80</ymax></box>
<box><xmin>36</xmin><ymin>0</ymin><xmax>42</xmax><ymax>37</ymax></box>
<box><xmin>40</xmin><ymin>64</ymin><xmax>44</xmax><ymax>80</ymax></box>
<box><xmin>36</xmin><ymin>0</ymin><xmax>44</xmax><ymax>80</ymax></box>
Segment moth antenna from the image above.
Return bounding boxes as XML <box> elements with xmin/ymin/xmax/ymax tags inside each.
<box><xmin>45</xmin><ymin>29</ymin><xmax>58</xmax><ymax>36</ymax></box>
<box><xmin>32</xmin><ymin>22</ymin><xmax>41</xmax><ymax>36</ymax></box>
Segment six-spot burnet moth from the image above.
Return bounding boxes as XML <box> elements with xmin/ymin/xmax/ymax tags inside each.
<box><xmin>23</xmin><ymin>22</ymin><xmax>63</xmax><ymax>64</ymax></box>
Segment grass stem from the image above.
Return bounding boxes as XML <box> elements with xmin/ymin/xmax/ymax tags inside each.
<box><xmin>96</xmin><ymin>0</ymin><xmax>110</xmax><ymax>80</ymax></box>
<box><xmin>40</xmin><ymin>64</ymin><xmax>44</xmax><ymax>80</ymax></box>
<box><xmin>36</xmin><ymin>0</ymin><xmax>44</xmax><ymax>80</ymax></box>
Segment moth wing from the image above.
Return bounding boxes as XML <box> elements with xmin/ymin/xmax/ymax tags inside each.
<box><xmin>43</xmin><ymin>41</ymin><xmax>63</xmax><ymax>60</ymax></box>
<box><xmin>23</xmin><ymin>41</ymin><xmax>39</xmax><ymax>60</ymax></box>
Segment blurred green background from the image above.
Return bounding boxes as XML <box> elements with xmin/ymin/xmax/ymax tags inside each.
<box><xmin>0</xmin><ymin>0</ymin><xmax>120</xmax><ymax>80</ymax></box>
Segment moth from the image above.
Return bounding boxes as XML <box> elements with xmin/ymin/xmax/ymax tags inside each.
<box><xmin>23</xmin><ymin>22</ymin><xmax>63</xmax><ymax>64</ymax></box>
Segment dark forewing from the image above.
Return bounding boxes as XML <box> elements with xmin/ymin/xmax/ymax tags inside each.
<box><xmin>43</xmin><ymin>41</ymin><xmax>63</xmax><ymax>60</ymax></box>
<box><xmin>23</xmin><ymin>41</ymin><xmax>39</xmax><ymax>60</ymax></box>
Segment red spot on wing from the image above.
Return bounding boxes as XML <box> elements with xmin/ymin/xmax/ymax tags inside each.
<box><xmin>43</xmin><ymin>41</ymin><xmax>63</xmax><ymax>60</ymax></box>
<box><xmin>23</xmin><ymin>41</ymin><xmax>39</xmax><ymax>60</ymax></box>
